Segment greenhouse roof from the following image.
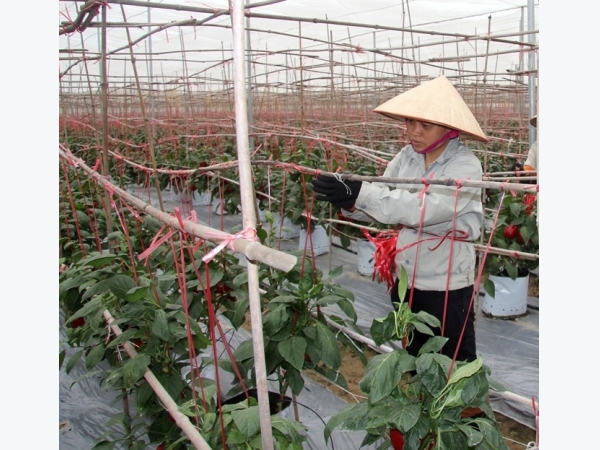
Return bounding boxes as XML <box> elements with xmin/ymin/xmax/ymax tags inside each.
<box><xmin>59</xmin><ymin>0</ymin><xmax>539</xmax><ymax>92</ymax></box>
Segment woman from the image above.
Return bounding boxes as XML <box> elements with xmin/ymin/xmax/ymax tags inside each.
<box><xmin>311</xmin><ymin>75</ymin><xmax>487</xmax><ymax>362</ymax></box>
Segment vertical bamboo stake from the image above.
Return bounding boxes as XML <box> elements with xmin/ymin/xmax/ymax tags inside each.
<box><xmin>118</xmin><ymin>4</ymin><xmax>165</xmax><ymax>210</ymax></box>
<box><xmin>327</xmin><ymin>25</ymin><xmax>335</xmax><ymax>117</ymax></box>
<box><xmin>479</xmin><ymin>17</ymin><xmax>493</xmax><ymax>295</ymax></box>
<box><xmin>373</xmin><ymin>31</ymin><xmax>378</xmax><ymax>106</ymax></box>
<box><xmin>80</xmin><ymin>32</ymin><xmax>100</xmax><ymax>150</ymax></box>
<box><xmin>231</xmin><ymin>1</ymin><xmax>274</xmax><ymax>448</ymax></box>
<box><xmin>100</xmin><ymin>4</ymin><xmax>114</xmax><ymax>250</ymax></box>
<box><xmin>481</xmin><ymin>16</ymin><xmax>492</xmax><ymax>133</ymax></box>
<box><xmin>403</xmin><ymin>0</ymin><xmax>419</xmax><ymax>80</ymax></box>
<box><xmin>179</xmin><ymin>28</ymin><xmax>192</xmax><ymax>157</ymax></box>
<box><xmin>299</xmin><ymin>22</ymin><xmax>305</xmax><ymax>130</ymax></box>
<box><xmin>527</xmin><ymin>0</ymin><xmax>537</xmax><ymax>146</ymax></box>
<box><xmin>147</xmin><ymin>1</ymin><xmax>156</xmax><ymax>137</ymax></box>
<box><xmin>246</xmin><ymin>0</ymin><xmax>255</xmax><ymax>151</ymax></box>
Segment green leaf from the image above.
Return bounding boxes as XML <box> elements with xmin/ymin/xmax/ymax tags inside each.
<box><xmin>106</xmin><ymin>329</ymin><xmax>137</xmax><ymax>349</ymax></box>
<box><xmin>398</xmin><ymin>266</ymin><xmax>409</xmax><ymax>303</ymax></box>
<box><xmin>389</xmin><ymin>403</ymin><xmax>421</xmax><ymax>434</ymax></box>
<box><xmin>233</xmin><ymin>338</ymin><xmax>255</xmax><ymax>362</ymax></box>
<box><xmin>59</xmin><ymin>274</ymin><xmax>88</xmax><ymax>299</ymax></box>
<box><xmin>336</xmin><ymin>298</ymin><xmax>358</xmax><ymax>322</ymax></box>
<box><xmin>484</xmin><ymin>278</ymin><xmax>496</xmax><ymax>298</ymax></box>
<box><xmin>330</xmin><ymin>285</ymin><xmax>355</xmax><ymax>302</ymax></box>
<box><xmin>78</xmin><ymin>253</ymin><xmax>118</xmax><ymax>268</ymax></box>
<box><xmin>224</xmin><ymin>428</ymin><xmax>246</xmax><ymax>444</ymax></box>
<box><xmin>65</xmin><ymin>350</ymin><xmax>84</xmax><ymax>375</ymax></box>
<box><xmin>155</xmin><ymin>372</ymin><xmax>187</xmax><ymax>400</ymax></box>
<box><xmin>284</xmin><ymin>367</ymin><xmax>305</xmax><ymax>396</ymax></box>
<box><xmin>122</xmin><ymin>354</ymin><xmax>151</xmax><ymax>389</ymax></box>
<box><xmin>277</xmin><ymin>336</ymin><xmax>307</xmax><ymax>371</ymax></box>
<box><xmin>271</xmin><ymin>416</ymin><xmax>306</xmax><ymax>443</ymax></box>
<box><xmin>418</xmin><ymin>336</ymin><xmax>448</xmax><ymax>356</ymax></box>
<box><xmin>324</xmin><ymin>401</ymin><xmax>369</xmax><ymax>441</ymax></box>
<box><xmin>314</xmin><ymin>321</ymin><xmax>341</xmax><ymax>369</ymax></box>
<box><xmin>69</xmin><ymin>296</ymin><xmax>103</xmax><ymax>322</ymax></box>
<box><xmin>412</xmin><ymin>320</ymin><xmax>436</xmax><ymax>337</ymax></box>
<box><xmin>151</xmin><ymin>310</ymin><xmax>176</xmax><ymax>345</ymax></box>
<box><xmin>416</xmin><ymin>353</ymin><xmax>446</xmax><ymax>397</ymax></box>
<box><xmin>413</xmin><ymin>310</ymin><xmax>441</xmax><ymax>329</ymax></box>
<box><xmin>315</xmin><ymin>294</ymin><xmax>345</xmax><ymax>306</ymax></box>
<box><xmin>263</xmin><ymin>305</ymin><xmax>288</xmax><ymax>336</ymax></box>
<box><xmin>231</xmin><ymin>405</ymin><xmax>261</xmax><ymax>439</ymax></box>
<box><xmin>520</xmin><ymin>225</ymin><xmax>531</xmax><ymax>244</ymax></box>
<box><xmin>359</xmin><ymin>352</ymin><xmax>402</xmax><ymax>403</ymax></box>
<box><xmin>509</xmin><ymin>202</ymin><xmax>522</xmax><ymax>217</ymax></box>
<box><xmin>488</xmin><ymin>378</ymin><xmax>506</xmax><ymax>392</ymax></box>
<box><xmin>473</xmin><ymin>418</ymin><xmax>511</xmax><ymax>449</ymax></box>
<box><xmin>85</xmin><ymin>344</ymin><xmax>106</xmax><ymax>370</ymax></box>
<box><xmin>447</xmin><ymin>356</ymin><xmax>483</xmax><ymax>386</ymax></box>
<box><xmin>124</xmin><ymin>286</ymin><xmax>150</xmax><ymax>303</ymax></box>
<box><xmin>327</xmin><ymin>265</ymin><xmax>344</xmax><ymax>279</ymax></box>
<box><xmin>370</xmin><ymin>312</ymin><xmax>397</xmax><ymax>346</ymax></box>
<box><xmin>269</xmin><ymin>295</ymin><xmax>298</xmax><ymax>304</ymax></box>
<box><xmin>59</xmin><ymin>350</ymin><xmax>66</xmax><ymax>370</ymax></box>
<box><xmin>504</xmin><ymin>261</ymin><xmax>518</xmax><ymax>280</ymax></box>
<box><xmin>106</xmin><ymin>275</ymin><xmax>138</xmax><ymax>299</ymax></box>
<box><xmin>105</xmin><ymin>231</ymin><xmax>123</xmax><ymax>241</ymax></box>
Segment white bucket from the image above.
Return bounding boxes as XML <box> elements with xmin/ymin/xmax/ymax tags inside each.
<box><xmin>299</xmin><ymin>225</ymin><xmax>329</xmax><ymax>256</ymax></box>
<box><xmin>192</xmin><ymin>190</ymin><xmax>212</xmax><ymax>206</ymax></box>
<box><xmin>357</xmin><ymin>238</ymin><xmax>376</xmax><ymax>276</ymax></box>
<box><xmin>482</xmin><ymin>273</ymin><xmax>529</xmax><ymax>318</ymax></box>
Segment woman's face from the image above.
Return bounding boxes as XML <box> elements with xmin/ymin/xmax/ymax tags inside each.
<box><xmin>405</xmin><ymin>119</ymin><xmax>451</xmax><ymax>153</ymax></box>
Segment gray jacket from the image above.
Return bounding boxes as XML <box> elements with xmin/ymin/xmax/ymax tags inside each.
<box><xmin>343</xmin><ymin>138</ymin><xmax>483</xmax><ymax>291</ymax></box>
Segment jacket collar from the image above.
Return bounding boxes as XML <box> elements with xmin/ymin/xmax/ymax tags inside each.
<box><xmin>407</xmin><ymin>138</ymin><xmax>461</xmax><ymax>167</ymax></box>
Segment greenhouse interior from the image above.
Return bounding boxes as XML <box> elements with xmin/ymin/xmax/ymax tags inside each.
<box><xmin>58</xmin><ymin>1</ymin><xmax>540</xmax><ymax>449</ymax></box>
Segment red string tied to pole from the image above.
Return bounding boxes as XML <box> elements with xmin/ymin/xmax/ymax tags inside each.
<box><xmin>362</xmin><ymin>228</ymin><xmax>399</xmax><ymax>293</ymax></box>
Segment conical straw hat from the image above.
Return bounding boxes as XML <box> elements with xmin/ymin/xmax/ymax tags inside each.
<box><xmin>373</xmin><ymin>76</ymin><xmax>488</xmax><ymax>142</ymax></box>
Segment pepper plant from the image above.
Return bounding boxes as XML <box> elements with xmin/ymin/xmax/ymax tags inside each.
<box><xmin>218</xmin><ymin>210</ymin><xmax>366</xmax><ymax>403</ymax></box>
<box><xmin>482</xmin><ymin>189</ymin><xmax>539</xmax><ymax>297</ymax></box>
<box><xmin>324</xmin><ymin>268</ymin><xmax>509</xmax><ymax>450</ymax></box>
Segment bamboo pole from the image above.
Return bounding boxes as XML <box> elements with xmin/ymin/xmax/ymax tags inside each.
<box><xmin>298</xmin><ymin>22</ymin><xmax>305</xmax><ymax>130</ymax></box>
<box><xmin>118</xmin><ymin>3</ymin><xmax>165</xmax><ymax>211</ymax></box>
<box><xmin>103</xmin><ymin>310</ymin><xmax>212</xmax><ymax>450</ymax></box>
<box><xmin>100</xmin><ymin>5</ymin><xmax>114</xmax><ymax>251</ymax></box>
<box><xmin>230</xmin><ymin>1</ymin><xmax>274</xmax><ymax>447</ymax></box>
<box><xmin>59</xmin><ymin>147</ymin><xmax>297</xmax><ymax>273</ymax></box>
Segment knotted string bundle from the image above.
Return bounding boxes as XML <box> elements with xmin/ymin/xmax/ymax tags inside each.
<box><xmin>362</xmin><ymin>228</ymin><xmax>400</xmax><ymax>292</ymax></box>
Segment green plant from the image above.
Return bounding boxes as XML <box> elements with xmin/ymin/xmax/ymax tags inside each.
<box><xmin>219</xmin><ymin>211</ymin><xmax>364</xmax><ymax>402</ymax></box>
<box><xmin>482</xmin><ymin>190</ymin><xmax>539</xmax><ymax>297</ymax></box>
<box><xmin>324</xmin><ymin>268</ymin><xmax>509</xmax><ymax>450</ymax></box>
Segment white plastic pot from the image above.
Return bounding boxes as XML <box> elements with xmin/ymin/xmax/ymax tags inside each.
<box><xmin>192</xmin><ymin>190</ymin><xmax>212</xmax><ymax>206</ymax></box>
<box><xmin>482</xmin><ymin>273</ymin><xmax>529</xmax><ymax>318</ymax></box>
<box><xmin>357</xmin><ymin>238</ymin><xmax>376</xmax><ymax>276</ymax></box>
<box><xmin>299</xmin><ymin>225</ymin><xmax>329</xmax><ymax>256</ymax></box>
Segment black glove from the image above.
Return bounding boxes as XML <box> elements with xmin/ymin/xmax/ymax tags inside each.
<box><xmin>311</xmin><ymin>174</ymin><xmax>362</xmax><ymax>209</ymax></box>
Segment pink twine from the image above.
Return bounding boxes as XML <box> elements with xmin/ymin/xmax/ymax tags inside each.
<box><xmin>201</xmin><ymin>227</ymin><xmax>257</xmax><ymax>263</ymax></box>
<box><xmin>137</xmin><ymin>208</ymin><xmax>198</xmax><ymax>262</ymax></box>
